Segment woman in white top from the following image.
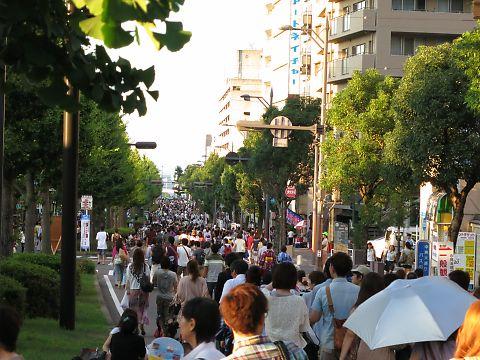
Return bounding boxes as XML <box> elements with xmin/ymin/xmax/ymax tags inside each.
<box><xmin>265</xmin><ymin>263</ymin><xmax>311</xmax><ymax>349</ymax></box>
<box><xmin>383</xmin><ymin>245</ymin><xmax>397</xmax><ymax>273</ymax></box>
<box><xmin>366</xmin><ymin>242</ymin><xmax>376</xmax><ymax>265</ymax></box>
<box><xmin>126</xmin><ymin>248</ymin><xmax>150</xmax><ymax>335</ymax></box>
<box><xmin>179</xmin><ymin>297</ymin><xmax>224</xmax><ymax>360</ymax></box>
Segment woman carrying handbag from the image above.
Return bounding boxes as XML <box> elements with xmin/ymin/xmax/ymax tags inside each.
<box><xmin>126</xmin><ymin>248</ymin><xmax>151</xmax><ymax>336</ymax></box>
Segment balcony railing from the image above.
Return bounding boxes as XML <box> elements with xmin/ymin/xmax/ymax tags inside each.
<box><xmin>329</xmin><ymin>8</ymin><xmax>377</xmax><ymax>41</ymax></box>
<box><xmin>328</xmin><ymin>53</ymin><xmax>376</xmax><ymax>83</ymax></box>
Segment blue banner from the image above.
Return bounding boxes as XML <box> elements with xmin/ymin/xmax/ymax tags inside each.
<box><xmin>416</xmin><ymin>241</ymin><xmax>430</xmax><ymax>276</ymax></box>
<box><xmin>286</xmin><ymin>208</ymin><xmax>303</xmax><ymax>226</ymax></box>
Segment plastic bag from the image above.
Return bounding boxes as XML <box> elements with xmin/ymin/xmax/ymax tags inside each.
<box><xmin>120</xmin><ymin>292</ymin><xmax>129</xmax><ymax>310</ymax></box>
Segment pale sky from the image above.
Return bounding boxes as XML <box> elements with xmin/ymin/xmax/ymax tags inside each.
<box><xmin>117</xmin><ymin>1</ymin><xmax>266</xmax><ymax>176</ymax></box>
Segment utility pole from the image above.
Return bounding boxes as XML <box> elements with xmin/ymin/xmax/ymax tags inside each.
<box><xmin>0</xmin><ymin>65</ymin><xmax>5</xmax><ymax>250</ymax></box>
<box><xmin>60</xmin><ymin>1</ymin><xmax>79</xmax><ymax>330</ymax></box>
<box><xmin>317</xmin><ymin>3</ymin><xmax>330</xmax><ymax>269</ymax></box>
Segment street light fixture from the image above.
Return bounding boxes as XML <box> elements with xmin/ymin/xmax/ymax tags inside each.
<box><xmin>240</xmin><ymin>88</ymin><xmax>274</xmax><ymax>109</ymax></box>
<box><xmin>128</xmin><ymin>141</ymin><xmax>157</xmax><ymax>149</ymax></box>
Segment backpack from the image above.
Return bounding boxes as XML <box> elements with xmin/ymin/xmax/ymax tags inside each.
<box><xmin>133</xmin><ymin>264</ymin><xmax>154</xmax><ymax>293</ymax></box>
<box><xmin>326</xmin><ymin>286</ymin><xmax>347</xmax><ymax>351</ymax></box>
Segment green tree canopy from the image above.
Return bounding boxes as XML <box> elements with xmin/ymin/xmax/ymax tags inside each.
<box><xmin>322</xmin><ymin>70</ymin><xmax>415</xmax><ymax>243</ymax></box>
<box><xmin>0</xmin><ymin>0</ymin><xmax>191</xmax><ymax>114</ymax></box>
<box><xmin>242</xmin><ymin>96</ymin><xmax>319</xmax><ymax>245</ymax></box>
<box><xmin>391</xmin><ymin>42</ymin><xmax>480</xmax><ymax>247</ymax></box>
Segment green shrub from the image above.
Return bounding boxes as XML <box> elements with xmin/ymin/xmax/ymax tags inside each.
<box><xmin>77</xmin><ymin>258</ymin><xmax>95</xmax><ymax>274</ymax></box>
<box><xmin>0</xmin><ymin>260</ymin><xmax>59</xmax><ymax>318</ymax></box>
<box><xmin>13</xmin><ymin>253</ymin><xmax>81</xmax><ymax>295</ymax></box>
<box><xmin>12</xmin><ymin>253</ymin><xmax>61</xmax><ymax>272</ymax></box>
<box><xmin>0</xmin><ymin>274</ymin><xmax>27</xmax><ymax>317</ymax></box>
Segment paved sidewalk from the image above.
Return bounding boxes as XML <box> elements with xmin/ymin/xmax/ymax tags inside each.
<box><xmin>95</xmin><ymin>260</ymin><xmax>158</xmax><ymax>345</ymax></box>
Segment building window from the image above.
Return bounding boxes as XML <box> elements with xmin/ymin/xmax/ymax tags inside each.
<box><xmin>342</xmin><ymin>6</ymin><xmax>351</xmax><ymax>31</ymax></box>
<box><xmin>391</xmin><ymin>35</ymin><xmax>418</xmax><ymax>55</ymax></box>
<box><xmin>393</xmin><ymin>0</ymin><xmax>426</xmax><ymax>10</ymax></box>
<box><xmin>353</xmin><ymin>1</ymin><xmax>366</xmax><ymax>11</ymax></box>
<box><xmin>352</xmin><ymin>43</ymin><xmax>366</xmax><ymax>56</ymax></box>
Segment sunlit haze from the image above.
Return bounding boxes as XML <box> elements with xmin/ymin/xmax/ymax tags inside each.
<box><xmin>116</xmin><ymin>1</ymin><xmax>266</xmax><ymax>176</ymax></box>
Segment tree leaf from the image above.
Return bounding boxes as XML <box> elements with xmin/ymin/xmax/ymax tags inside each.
<box><xmin>151</xmin><ymin>21</ymin><xmax>191</xmax><ymax>52</ymax></box>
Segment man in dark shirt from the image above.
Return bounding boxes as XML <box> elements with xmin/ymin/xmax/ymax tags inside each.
<box><xmin>214</xmin><ymin>252</ymin><xmax>239</xmax><ymax>303</ymax></box>
<box><xmin>166</xmin><ymin>236</ymin><xmax>178</xmax><ymax>273</ymax></box>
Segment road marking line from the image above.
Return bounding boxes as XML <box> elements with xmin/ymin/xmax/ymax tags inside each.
<box><xmin>104</xmin><ymin>275</ymin><xmax>122</xmax><ymax>316</ymax></box>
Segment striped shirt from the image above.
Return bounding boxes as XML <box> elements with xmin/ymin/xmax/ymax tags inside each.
<box><xmin>204</xmin><ymin>253</ymin><xmax>224</xmax><ymax>283</ymax></box>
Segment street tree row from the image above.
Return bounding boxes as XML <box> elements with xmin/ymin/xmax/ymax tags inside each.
<box><xmin>0</xmin><ymin>74</ymin><xmax>162</xmax><ymax>256</ymax></box>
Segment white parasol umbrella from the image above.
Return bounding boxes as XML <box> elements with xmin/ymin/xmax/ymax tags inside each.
<box><xmin>344</xmin><ymin>276</ymin><xmax>476</xmax><ymax>349</ymax></box>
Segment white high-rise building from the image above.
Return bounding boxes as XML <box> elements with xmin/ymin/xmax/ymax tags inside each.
<box><xmin>212</xmin><ymin>50</ymin><xmax>265</xmax><ymax>157</ymax></box>
<box><xmin>264</xmin><ymin>0</ymin><xmax>315</xmax><ymax>107</ymax></box>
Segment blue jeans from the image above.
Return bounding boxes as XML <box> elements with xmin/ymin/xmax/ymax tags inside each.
<box><xmin>114</xmin><ymin>263</ymin><xmax>124</xmax><ymax>285</ymax></box>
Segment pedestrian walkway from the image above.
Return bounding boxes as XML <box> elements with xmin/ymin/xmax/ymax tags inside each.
<box><xmin>95</xmin><ymin>260</ymin><xmax>158</xmax><ymax>344</ymax></box>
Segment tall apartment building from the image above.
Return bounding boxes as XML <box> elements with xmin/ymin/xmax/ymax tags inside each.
<box><xmin>264</xmin><ymin>0</ymin><xmax>476</xmax><ymax>101</ymax></box>
<box><xmin>212</xmin><ymin>50</ymin><xmax>265</xmax><ymax>157</ymax></box>
<box><xmin>264</xmin><ymin>0</ymin><xmax>315</xmax><ymax>105</ymax></box>
<box><xmin>325</xmin><ymin>0</ymin><xmax>475</xmax><ymax>92</ymax></box>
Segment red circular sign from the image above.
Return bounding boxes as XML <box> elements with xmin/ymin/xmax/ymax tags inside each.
<box><xmin>285</xmin><ymin>186</ymin><xmax>296</xmax><ymax>199</ymax></box>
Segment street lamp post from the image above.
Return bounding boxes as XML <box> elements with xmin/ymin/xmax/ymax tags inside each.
<box><xmin>239</xmin><ymin>90</ymin><xmax>274</xmax><ymax>241</ymax></box>
<box><xmin>280</xmin><ymin>4</ymin><xmax>330</xmax><ymax>268</ymax></box>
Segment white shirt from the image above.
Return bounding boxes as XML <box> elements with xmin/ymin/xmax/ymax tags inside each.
<box><xmin>266</xmin><ymin>293</ymin><xmax>311</xmax><ymax>349</ymax></box>
<box><xmin>96</xmin><ymin>231</ymin><xmax>107</xmax><ymax>250</ymax></box>
<box><xmin>288</xmin><ymin>231</ymin><xmax>295</xmax><ymax>238</ymax></box>
<box><xmin>367</xmin><ymin>248</ymin><xmax>375</xmax><ymax>262</ymax></box>
<box><xmin>234</xmin><ymin>238</ymin><xmax>246</xmax><ymax>253</ymax></box>
<box><xmin>182</xmin><ymin>342</ymin><xmax>223</xmax><ymax>360</ymax></box>
<box><xmin>177</xmin><ymin>245</ymin><xmax>192</xmax><ymax>267</ymax></box>
<box><xmin>386</xmin><ymin>250</ymin><xmax>396</xmax><ymax>262</ymax></box>
<box><xmin>258</xmin><ymin>245</ymin><xmax>267</xmax><ymax>259</ymax></box>
<box><xmin>220</xmin><ymin>274</ymin><xmax>246</xmax><ymax>301</ymax></box>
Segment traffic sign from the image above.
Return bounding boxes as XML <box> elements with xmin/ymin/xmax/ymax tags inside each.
<box><xmin>285</xmin><ymin>186</ymin><xmax>297</xmax><ymax>199</ymax></box>
<box><xmin>80</xmin><ymin>195</ymin><xmax>93</xmax><ymax>210</ymax></box>
<box><xmin>270</xmin><ymin>116</ymin><xmax>292</xmax><ymax>147</ymax></box>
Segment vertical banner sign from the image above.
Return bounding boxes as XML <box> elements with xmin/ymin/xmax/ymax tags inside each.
<box><xmin>289</xmin><ymin>0</ymin><xmax>302</xmax><ymax>95</ymax></box>
<box><xmin>438</xmin><ymin>246</ymin><xmax>454</xmax><ymax>277</ymax></box>
<box><xmin>416</xmin><ymin>241</ymin><xmax>430</xmax><ymax>276</ymax></box>
<box><xmin>453</xmin><ymin>232</ymin><xmax>476</xmax><ymax>289</ymax></box>
<box><xmin>80</xmin><ymin>214</ymin><xmax>90</xmax><ymax>251</ymax></box>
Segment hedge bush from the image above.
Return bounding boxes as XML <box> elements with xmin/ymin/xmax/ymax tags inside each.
<box><xmin>12</xmin><ymin>253</ymin><xmax>81</xmax><ymax>295</ymax></box>
<box><xmin>0</xmin><ymin>260</ymin><xmax>59</xmax><ymax>318</ymax></box>
<box><xmin>13</xmin><ymin>253</ymin><xmax>61</xmax><ymax>272</ymax></box>
<box><xmin>77</xmin><ymin>258</ymin><xmax>96</xmax><ymax>274</ymax></box>
<box><xmin>0</xmin><ymin>274</ymin><xmax>27</xmax><ymax>317</ymax></box>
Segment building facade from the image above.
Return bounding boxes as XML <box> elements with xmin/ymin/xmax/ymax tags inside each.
<box><xmin>212</xmin><ymin>50</ymin><xmax>265</xmax><ymax>157</ymax></box>
<box><xmin>262</xmin><ymin>0</ymin><xmax>477</xmax><ymax>243</ymax></box>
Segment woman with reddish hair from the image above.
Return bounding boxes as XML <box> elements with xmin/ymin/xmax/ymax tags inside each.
<box><xmin>220</xmin><ymin>283</ymin><xmax>307</xmax><ymax>359</ymax></box>
<box><xmin>454</xmin><ymin>301</ymin><xmax>480</xmax><ymax>359</ymax></box>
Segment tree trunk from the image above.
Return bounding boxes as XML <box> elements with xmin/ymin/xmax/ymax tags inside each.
<box><xmin>0</xmin><ymin>178</ymin><xmax>15</xmax><ymax>257</ymax></box>
<box><xmin>24</xmin><ymin>172</ymin><xmax>36</xmax><ymax>252</ymax></box>
<box><xmin>41</xmin><ymin>189</ymin><xmax>51</xmax><ymax>254</ymax></box>
<box><xmin>256</xmin><ymin>197</ymin><xmax>265</xmax><ymax>236</ymax></box>
<box><xmin>276</xmin><ymin>199</ymin><xmax>287</xmax><ymax>251</ymax></box>
<box><xmin>449</xmin><ymin>181</ymin><xmax>476</xmax><ymax>249</ymax></box>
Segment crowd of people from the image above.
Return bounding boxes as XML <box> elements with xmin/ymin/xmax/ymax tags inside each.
<box><xmin>3</xmin><ymin>198</ymin><xmax>480</xmax><ymax>360</ymax></box>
